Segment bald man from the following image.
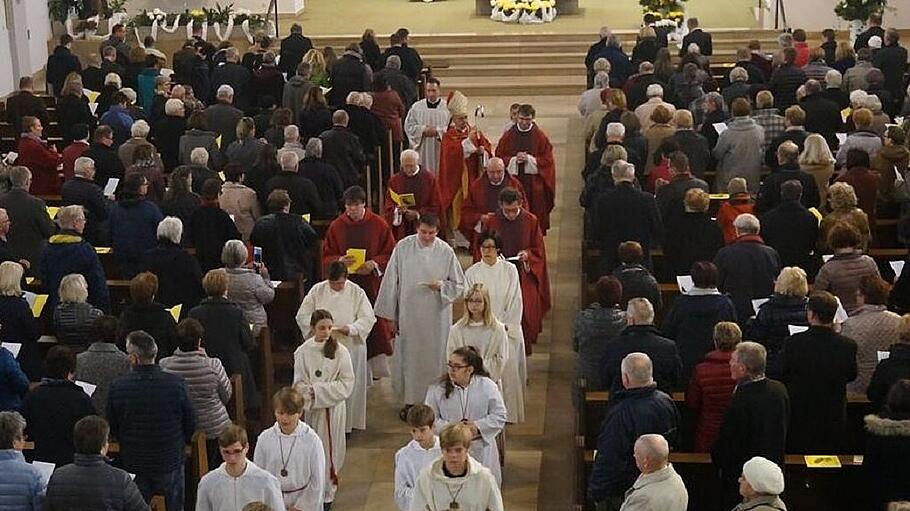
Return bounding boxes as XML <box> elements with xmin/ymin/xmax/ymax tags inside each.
<box><xmin>319</xmin><ymin>110</ymin><xmax>367</xmax><ymax>188</ymax></box>
<box><xmin>383</xmin><ymin>150</ymin><xmax>444</xmax><ymax>240</ymax></box>
<box><xmin>619</xmin><ymin>434</ymin><xmax>688</xmax><ymax>511</ymax></box>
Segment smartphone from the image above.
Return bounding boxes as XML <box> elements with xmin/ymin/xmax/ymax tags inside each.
<box><xmin>253</xmin><ymin>246</ymin><xmax>263</xmax><ymax>264</ymax></box>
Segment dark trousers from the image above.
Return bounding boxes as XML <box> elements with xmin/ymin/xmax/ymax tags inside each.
<box><xmin>135</xmin><ymin>465</ymin><xmax>185</xmax><ymax>511</ymax></box>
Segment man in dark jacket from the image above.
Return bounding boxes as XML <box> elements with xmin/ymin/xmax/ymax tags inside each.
<box><xmin>100</xmin><ymin>47</ymin><xmax>127</xmax><ymax>84</ymax></box>
<box><xmin>38</xmin><ymin>205</ymin><xmax>110</xmax><ymax>312</ymax></box>
<box><xmin>264</xmin><ymin>151</ymin><xmax>324</xmax><ymax>217</ymax></box>
<box><xmin>712</xmin><ymin>342</ymin><xmax>789</xmax><ymax>508</ymax></box>
<box><xmin>319</xmin><ymin>110</ymin><xmax>366</xmax><ymax>188</ymax></box>
<box><xmin>756</xmin><ymin>141</ymin><xmax>819</xmax><ymax>214</ymax></box>
<box><xmin>278</xmin><ymin>24</ymin><xmax>314</xmax><ymax>77</ymax></box>
<box><xmin>342</xmin><ymin>96</ymin><xmax>386</xmax><ymax>158</ymax></box>
<box><xmin>871</xmin><ymin>28</ymin><xmax>909</xmax><ymax>114</ymax></box>
<box><xmin>730</xmin><ymin>47</ymin><xmax>765</xmax><ymax>85</ymax></box>
<box><xmin>83</xmin><ymin>126</ymin><xmax>126</xmax><ymax>189</ymax></box>
<box><xmin>380</xmin><ymin>30</ymin><xmax>423</xmax><ymax>83</ymax></box>
<box><xmin>612</xmin><ymin>241</ymin><xmax>663</xmax><ymax>314</ymax></box>
<box><xmin>854</xmin><ymin>13</ymin><xmax>885</xmax><ymax>51</ymax></box>
<box><xmin>46</xmin><ymin>35</ymin><xmax>82</xmax><ymax>97</ymax></box>
<box><xmin>760</xmin><ymin>180</ymin><xmax>820</xmax><ymax>275</ymax></box>
<box><xmin>46</xmin><ymin>415</ymin><xmax>147</xmax><ymax>511</ymax></box>
<box><xmin>282</xmin><ymin>62</ymin><xmax>314</xmax><ymax>121</ymax></box>
<box><xmin>593</xmin><ymin>36</ymin><xmax>634</xmax><ymax>87</ymax></box>
<box><xmin>188</xmin><ymin>179</ymin><xmax>241</xmax><ymax>273</ymax></box>
<box><xmin>61</xmin><ymin>156</ymin><xmax>111</xmax><ymax>247</ymax></box>
<box><xmin>107</xmin><ymin>331</ymin><xmax>195</xmax><ymax>511</ymax></box>
<box><xmin>625</xmin><ymin>62</ymin><xmax>667</xmax><ymax>110</ymax></box>
<box><xmin>99</xmin><ymin>24</ymin><xmax>130</xmax><ymax>66</ymax></box>
<box><xmin>250</xmin><ymin>189</ymin><xmax>318</xmax><ymax>282</ymax></box>
<box><xmin>655</xmin><ymin>151</ymin><xmax>709</xmax><ymax>226</ymax></box>
<box><xmin>204</xmin><ymin>86</ymin><xmax>245</xmax><ymax>153</ymax></box>
<box><xmin>782</xmin><ymin>291</ymin><xmax>858</xmax><ymax>453</ymax></box>
<box><xmin>376</xmin><ymin>56</ymin><xmax>418</xmax><ymax>109</ymax></box>
<box><xmin>714</xmin><ymin>213</ymin><xmax>781</xmax><ymax>321</ymax></box>
<box><xmin>680</xmin><ymin>18</ymin><xmax>713</xmax><ymax>56</ymax></box>
<box><xmin>210</xmin><ymin>47</ymin><xmax>252</xmax><ymax>110</ymax></box>
<box><xmin>768</xmin><ymin>47</ymin><xmax>807</xmax><ymax>110</ymax></box>
<box><xmin>138</xmin><ymin>217</ymin><xmax>204</xmax><ymax>310</ymax></box>
<box><xmin>299</xmin><ymin>138</ymin><xmax>344</xmax><ymax>218</ymax></box>
<box><xmin>329</xmin><ymin>45</ymin><xmax>371</xmax><ymax>108</ymax></box>
<box><xmin>588</xmin><ymin>352</ymin><xmax>679</xmax><ymax>509</ymax></box>
<box><xmin>20</xmin><ymin>346</ymin><xmax>96</xmax><ymax>466</ymax></box>
<box><xmin>800</xmin><ymin>79</ymin><xmax>843</xmax><ymax>150</ymax></box>
<box><xmin>601</xmin><ymin>298</ymin><xmax>682</xmax><ymax>393</ymax></box>
<box><xmin>763</xmin><ymin>106</ymin><xmax>809</xmax><ymax>170</ymax></box>
<box><xmin>585</xmin><ymin>27</ymin><xmax>611</xmax><ymax>88</ymax></box>
<box><xmin>593</xmin><ymin>160</ymin><xmax>662</xmax><ymax>273</ymax></box>
<box><xmin>0</xmin><ymin>166</ymin><xmax>57</xmax><ymax>272</ymax></box>
<box><xmin>667</xmin><ymin>110</ymin><xmax>711</xmax><ymax>178</ymax></box>
<box><xmin>4</xmin><ymin>77</ymin><xmax>49</xmax><ymax>134</ymax></box>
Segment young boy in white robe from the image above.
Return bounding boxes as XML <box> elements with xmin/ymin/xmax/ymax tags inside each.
<box><xmin>425</xmin><ymin>346</ymin><xmax>508</xmax><ymax>486</ymax></box>
<box><xmin>293</xmin><ymin>309</ymin><xmax>355</xmax><ymax>508</ymax></box>
<box><xmin>410</xmin><ymin>422</ymin><xmax>503</xmax><ymax>511</ymax></box>
<box><xmin>446</xmin><ymin>284</ymin><xmax>509</xmax><ymax>384</ymax></box>
<box><xmin>195</xmin><ymin>425</ymin><xmax>285</xmax><ymax>511</ymax></box>
<box><xmin>253</xmin><ymin>387</ymin><xmax>326</xmax><ymax>511</ymax></box>
<box><xmin>395</xmin><ymin>404</ymin><xmax>443</xmax><ymax>511</ymax></box>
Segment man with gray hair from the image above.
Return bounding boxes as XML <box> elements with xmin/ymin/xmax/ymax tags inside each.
<box><xmin>601</xmin><ymin>297</ymin><xmax>681</xmax><ymax>392</ymax></box>
<box><xmin>278</xmin><ymin>124</ymin><xmax>307</xmax><ymax>162</ymax></box>
<box><xmin>626</xmin><ymin>61</ymin><xmax>664</xmax><ymax>110</ymax></box>
<box><xmin>107</xmin><ymin>330</ymin><xmax>196</xmax><ymax>511</ymax></box>
<box><xmin>264</xmin><ymin>149</ymin><xmax>324</xmax><ymax>217</ymax></box>
<box><xmin>585</xmin><ymin>26</ymin><xmax>612</xmax><ymax>87</ymax></box>
<box><xmin>117</xmin><ymin>119</ymin><xmax>161</xmax><ymax>169</ymax></box>
<box><xmin>592</xmin><ymin>160</ymin><xmax>662</xmax><ymax>273</ymax></box>
<box><xmin>579</xmin><ymin>71</ymin><xmax>611</xmax><ymax>117</ymax></box>
<box><xmin>712</xmin><ymin>341</ymin><xmax>789</xmax><ymax>508</ymax></box>
<box><xmin>210</xmin><ymin>46</ymin><xmax>252</xmax><ymax>109</ymax></box>
<box><xmin>714</xmin><ymin>213</ymin><xmax>781</xmax><ymax>322</ymax></box>
<box><xmin>802</xmin><ymin>77</ymin><xmax>845</xmax><ymax>149</ymax></box>
<box><xmin>185</xmin><ymin>147</ymin><xmax>219</xmax><ymax>196</ymax></box>
<box><xmin>757</xmin><ymin>138</ymin><xmax>819</xmax><ymax>212</ymax></box>
<box><xmin>375</xmin><ymin>54</ymin><xmax>418</xmax><ymax>108</ymax></box>
<box><xmin>620</xmin><ymin>434</ymin><xmax>688</xmax><ymax>511</ymax></box>
<box><xmin>299</xmin><ymin>137</ymin><xmax>345</xmax><ymax>216</ymax></box>
<box><xmin>635</xmin><ymin>83</ymin><xmax>675</xmax><ymax>130</ymax></box>
<box><xmin>61</xmin><ymin>156</ymin><xmax>111</xmax><ymax>246</ymax></box>
<box><xmin>588</xmin><ymin>352</ymin><xmax>678</xmax><ymax>510</ymax></box>
<box><xmin>0</xmin><ymin>411</ymin><xmax>47</xmax><ymax>508</ymax></box>
<box><xmin>38</xmin><ymin>204</ymin><xmax>111</xmax><ymax>312</ymax></box>
<box><xmin>204</xmin><ymin>84</ymin><xmax>244</xmax><ymax>150</ymax></box>
<box><xmin>319</xmin><ymin>109</ymin><xmax>366</xmax><ymax>188</ymax></box>
<box><xmin>0</xmin><ymin>166</ymin><xmax>56</xmax><ymax>271</ymax></box>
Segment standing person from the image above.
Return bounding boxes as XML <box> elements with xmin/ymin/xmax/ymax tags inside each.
<box><xmin>394</xmin><ymin>404</ymin><xmax>441</xmax><ymax>511</ymax></box>
<box><xmin>478</xmin><ymin>187</ymin><xmax>551</xmax><ymax>354</ymax></box>
<box><xmin>0</xmin><ymin>261</ymin><xmax>43</xmax><ymax>381</ymax></box>
<box><xmin>296</xmin><ymin>262</ymin><xmax>377</xmax><ymax>433</ymax></box>
<box><xmin>713</xmin><ymin>98</ymin><xmax>765</xmax><ymax>192</ymax></box>
<box><xmin>17</xmin><ymin>116</ymin><xmax>63</xmax><ymax>196</ymax></box>
<box><xmin>75</xmin><ymin>315</ymin><xmax>130</xmax><ymax>416</ymax></box>
<box><xmin>109</xmin><ymin>173</ymin><xmax>164</xmax><ymax>279</ymax></box>
<box><xmin>713</xmin><ymin>214</ymin><xmax>781</xmax><ymax>322</ymax></box>
<box><xmin>446</xmin><ymin>285</ymin><xmax>510</xmax><ymax>390</ymax></box>
<box><xmin>253</xmin><ymin>387</ymin><xmax>326</xmax><ymax>511</ymax></box>
<box><xmin>403</xmin><ymin>78</ymin><xmax>449</xmax><ymax>175</ymax></box>
<box><xmin>0</xmin><ymin>167</ymin><xmax>56</xmax><ymax>272</ymax></box>
<box><xmin>814</xmin><ymin>222</ymin><xmax>880</xmax><ymax>314</ymax></box>
<box><xmin>196</xmin><ymin>425</ymin><xmax>285</xmax><ymax>511</ymax></box>
<box><xmin>205</xmin><ymin>85</ymin><xmax>245</xmax><ymax>152</ymax></box>
<box><xmin>383</xmin><ymin>150</ymin><xmax>444</xmax><ymax>240</ymax></box>
<box><xmin>686</xmin><ymin>322</ymin><xmax>740</xmax><ymax>453</ymax></box>
<box><xmin>495</xmin><ymin>104</ymin><xmax>557</xmax><ymax>233</ymax></box>
<box><xmin>374</xmin><ymin>215</ymin><xmax>466</xmax><ymax>420</ymax></box>
<box><xmin>425</xmin><ymin>347</ymin><xmax>507</xmax><ymax>485</ymax></box>
<box><xmin>0</xmin><ymin>411</ymin><xmax>47</xmax><ymax>509</ymax></box>
<box><xmin>5</xmin><ymin>78</ymin><xmax>49</xmax><ymax>133</ymax></box>
<box><xmin>47</xmin><ymin>35</ymin><xmax>82</xmax><ymax>97</ymax></box>
<box><xmin>619</xmin><ymin>434</ymin><xmax>688</xmax><ymax>511</ymax></box>
<box><xmin>781</xmin><ymin>291</ymin><xmax>857</xmax><ymax>453</ymax></box>
<box><xmin>189</xmin><ymin>179</ymin><xmax>242</xmax><ymax>273</ymax></box>
<box><xmin>573</xmin><ymin>276</ymin><xmax>626</xmax><ymax>392</ymax></box>
<box><xmin>458</xmin><ymin>158</ymin><xmax>525</xmax><ymax>245</ymax></box>
<box><xmin>279</xmin><ymin>24</ymin><xmax>314</xmax><ymax>77</ymax></box>
<box><xmin>107</xmin><ymin>331</ymin><xmax>195</xmax><ymax>511</ymax></box>
<box><xmin>410</xmin><ymin>422</ymin><xmax>503</xmax><ymax>511</ymax></box>
<box><xmin>465</xmin><ymin>232</ymin><xmax>526</xmax><ymax>423</ymax></box>
<box><xmin>319</xmin><ymin>110</ymin><xmax>366</xmax><ymax>188</ymax></box>
<box><xmin>661</xmin><ymin>189</ymin><xmax>724</xmax><ymax>277</ymax></box>
<box><xmin>863</xmin><ymin>379</ymin><xmax>910</xmax><ymax>509</ymax></box>
<box><xmin>321</xmin><ymin>185</ymin><xmax>397</xmax><ymax>372</ymax></box>
<box><xmin>293</xmin><ymin>310</ymin><xmax>355</xmax><ymax>508</ymax></box>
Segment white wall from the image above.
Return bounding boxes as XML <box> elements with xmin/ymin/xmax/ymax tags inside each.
<box><xmin>0</xmin><ymin>0</ymin><xmax>51</xmax><ymax>97</ymax></box>
<box><xmin>760</xmin><ymin>0</ymin><xmax>910</xmax><ymax>31</ymax></box>
<box><xmin>0</xmin><ymin>0</ymin><xmax>15</xmax><ymax>97</ymax></box>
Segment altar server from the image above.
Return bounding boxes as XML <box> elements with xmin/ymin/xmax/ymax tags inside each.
<box><xmin>403</xmin><ymin>77</ymin><xmax>449</xmax><ymax>174</ymax></box>
<box><xmin>447</xmin><ymin>284</ymin><xmax>510</xmax><ymax>387</ymax></box>
<box><xmin>394</xmin><ymin>404</ymin><xmax>442</xmax><ymax>511</ymax></box>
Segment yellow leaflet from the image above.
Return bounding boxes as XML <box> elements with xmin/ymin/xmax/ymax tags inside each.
<box><xmin>808</xmin><ymin>207</ymin><xmax>823</xmax><ymax>224</ymax></box>
<box><xmin>708</xmin><ymin>194</ymin><xmax>730</xmax><ymax>200</ymax></box>
<box><xmin>215</xmin><ymin>135</ymin><xmax>222</xmax><ymax>149</ymax></box>
<box><xmin>345</xmin><ymin>248</ymin><xmax>366</xmax><ymax>274</ymax></box>
<box><xmin>46</xmin><ymin>207</ymin><xmax>59</xmax><ymax>219</ymax></box>
<box><xmin>805</xmin><ymin>455</ymin><xmax>841</xmax><ymax>468</ymax></box>
<box><xmin>95</xmin><ymin>247</ymin><xmax>112</xmax><ymax>254</ymax></box>
<box><xmin>167</xmin><ymin>304</ymin><xmax>182</xmax><ymax>322</ymax></box>
<box><xmin>302</xmin><ymin>214</ymin><xmax>311</xmax><ymax>223</ymax></box>
<box><xmin>31</xmin><ymin>295</ymin><xmax>48</xmax><ymax>318</ymax></box>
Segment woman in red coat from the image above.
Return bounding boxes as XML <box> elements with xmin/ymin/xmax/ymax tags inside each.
<box><xmin>16</xmin><ymin>115</ymin><xmax>62</xmax><ymax>195</ymax></box>
<box><xmin>686</xmin><ymin>321</ymin><xmax>740</xmax><ymax>452</ymax></box>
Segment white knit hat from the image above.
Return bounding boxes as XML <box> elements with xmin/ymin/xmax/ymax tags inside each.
<box><xmin>869</xmin><ymin>35</ymin><xmax>883</xmax><ymax>49</ymax></box>
<box><xmin>742</xmin><ymin>457</ymin><xmax>785</xmax><ymax>495</ymax></box>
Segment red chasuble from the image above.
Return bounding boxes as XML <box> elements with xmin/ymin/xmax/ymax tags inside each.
<box><xmin>494</xmin><ymin>124</ymin><xmax>556</xmax><ymax>233</ymax></box>
<box><xmin>383</xmin><ymin>168</ymin><xmax>445</xmax><ymax>240</ymax></box>
<box><xmin>476</xmin><ymin>209</ymin><xmax>551</xmax><ymax>353</ymax></box>
<box><xmin>438</xmin><ymin>125</ymin><xmax>492</xmax><ymax>218</ymax></box>
<box><xmin>458</xmin><ymin>174</ymin><xmax>526</xmax><ymax>244</ymax></box>
<box><xmin>322</xmin><ymin>208</ymin><xmax>397</xmax><ymax>358</ymax></box>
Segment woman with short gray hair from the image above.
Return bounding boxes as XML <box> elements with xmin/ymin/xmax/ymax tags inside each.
<box><xmin>53</xmin><ymin>274</ymin><xmax>103</xmax><ymax>349</ymax></box>
<box><xmin>222</xmin><ymin>239</ymin><xmax>274</xmax><ymax>334</ymax></box>
<box><xmin>137</xmin><ymin>217</ymin><xmax>204</xmax><ymax>309</ymax></box>
<box><xmin>0</xmin><ymin>411</ymin><xmax>47</xmax><ymax>508</ymax></box>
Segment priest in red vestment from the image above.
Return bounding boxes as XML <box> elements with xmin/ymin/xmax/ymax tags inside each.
<box><xmin>458</xmin><ymin>157</ymin><xmax>526</xmax><ymax>244</ymax></box>
<box><xmin>383</xmin><ymin>149</ymin><xmax>445</xmax><ymax>240</ymax></box>
<box><xmin>476</xmin><ymin>187</ymin><xmax>551</xmax><ymax>354</ymax></box>
<box><xmin>437</xmin><ymin>90</ymin><xmax>492</xmax><ymax>239</ymax></box>
<box><xmin>494</xmin><ymin>104</ymin><xmax>556</xmax><ymax>234</ymax></box>
<box><xmin>323</xmin><ymin>185</ymin><xmax>397</xmax><ymax>361</ymax></box>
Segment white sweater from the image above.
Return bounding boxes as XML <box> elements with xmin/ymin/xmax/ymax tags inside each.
<box><xmin>195</xmin><ymin>460</ymin><xmax>285</xmax><ymax>511</ymax></box>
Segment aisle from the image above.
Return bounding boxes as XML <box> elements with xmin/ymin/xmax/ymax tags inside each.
<box><xmin>330</xmin><ymin>95</ymin><xmax>584</xmax><ymax>510</ymax></box>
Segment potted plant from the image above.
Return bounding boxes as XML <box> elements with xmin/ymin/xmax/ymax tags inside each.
<box><xmin>834</xmin><ymin>0</ymin><xmax>887</xmax><ymax>42</ymax></box>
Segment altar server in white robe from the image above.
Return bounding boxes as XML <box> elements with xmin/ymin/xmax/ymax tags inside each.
<box><xmin>375</xmin><ymin>214</ymin><xmax>466</xmax><ymax>418</ymax></box>
<box><xmin>394</xmin><ymin>404</ymin><xmax>443</xmax><ymax>511</ymax></box>
<box><xmin>253</xmin><ymin>387</ymin><xmax>326</xmax><ymax>511</ymax></box>
<box><xmin>446</xmin><ymin>284</ymin><xmax>509</xmax><ymax>385</ymax></box>
<box><xmin>403</xmin><ymin>77</ymin><xmax>449</xmax><ymax>174</ymax></box>
<box><xmin>293</xmin><ymin>310</ymin><xmax>355</xmax><ymax>506</ymax></box>
<box><xmin>464</xmin><ymin>231</ymin><xmax>526</xmax><ymax>423</ymax></box>
<box><xmin>296</xmin><ymin>261</ymin><xmax>377</xmax><ymax>433</ymax></box>
<box><xmin>425</xmin><ymin>347</ymin><xmax>508</xmax><ymax>485</ymax></box>
<box><xmin>410</xmin><ymin>423</ymin><xmax>504</xmax><ymax>511</ymax></box>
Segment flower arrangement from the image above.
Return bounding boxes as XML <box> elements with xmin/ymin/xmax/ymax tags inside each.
<box><xmin>639</xmin><ymin>0</ymin><xmax>687</xmax><ymax>20</ymax></box>
<box><xmin>490</xmin><ymin>0</ymin><xmax>557</xmax><ymax>23</ymax></box>
<box><xmin>834</xmin><ymin>0</ymin><xmax>887</xmax><ymax>21</ymax></box>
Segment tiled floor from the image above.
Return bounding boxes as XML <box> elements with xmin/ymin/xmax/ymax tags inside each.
<box><xmin>330</xmin><ymin>95</ymin><xmax>586</xmax><ymax>510</ymax></box>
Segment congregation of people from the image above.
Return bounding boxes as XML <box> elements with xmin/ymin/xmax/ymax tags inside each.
<box><xmin>577</xmin><ymin>14</ymin><xmax>910</xmax><ymax>511</ymax></box>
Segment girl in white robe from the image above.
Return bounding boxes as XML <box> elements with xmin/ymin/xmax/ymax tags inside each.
<box><xmin>464</xmin><ymin>233</ymin><xmax>527</xmax><ymax>423</ymax></box>
<box><xmin>424</xmin><ymin>347</ymin><xmax>508</xmax><ymax>485</ymax></box>
<box><xmin>446</xmin><ymin>283</ymin><xmax>509</xmax><ymax>384</ymax></box>
<box><xmin>293</xmin><ymin>310</ymin><xmax>355</xmax><ymax>506</ymax></box>
<box><xmin>296</xmin><ymin>263</ymin><xmax>377</xmax><ymax>433</ymax></box>
<box><xmin>253</xmin><ymin>387</ymin><xmax>326</xmax><ymax>511</ymax></box>
<box><xmin>410</xmin><ymin>423</ymin><xmax>504</xmax><ymax>511</ymax></box>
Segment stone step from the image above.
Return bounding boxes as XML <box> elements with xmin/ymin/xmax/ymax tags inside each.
<box><xmin>424</xmin><ymin>50</ymin><xmax>744</xmax><ymax>67</ymax></box>
<box><xmin>413</xmin><ymin>39</ymin><xmax>778</xmax><ymax>56</ymax></box>
<box><xmin>432</xmin><ymin>62</ymin><xmax>583</xmax><ymax>77</ymax></box>
<box><xmin>442</xmin><ymin>75</ymin><xmax>585</xmax><ymax>96</ymax></box>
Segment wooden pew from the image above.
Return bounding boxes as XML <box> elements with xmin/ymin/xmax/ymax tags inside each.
<box><xmin>229</xmin><ymin>374</ymin><xmax>246</xmax><ymax>428</ymax></box>
<box><xmin>256</xmin><ymin>326</ymin><xmax>277</xmax><ymax>424</ymax></box>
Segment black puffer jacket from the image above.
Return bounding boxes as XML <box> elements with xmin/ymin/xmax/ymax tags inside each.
<box><xmin>46</xmin><ymin>454</ymin><xmax>148</xmax><ymax>511</ymax></box>
<box><xmin>600</xmin><ymin>325</ymin><xmax>682</xmax><ymax>393</ymax></box>
<box><xmin>863</xmin><ymin>413</ymin><xmax>910</xmax><ymax>510</ymax></box>
<box><xmin>746</xmin><ymin>293</ymin><xmax>808</xmax><ymax>379</ymax></box>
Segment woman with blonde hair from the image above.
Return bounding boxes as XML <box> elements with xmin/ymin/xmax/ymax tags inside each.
<box><xmin>632</xmin><ymin>26</ymin><xmax>658</xmax><ymax>66</ymax></box>
<box><xmin>833</xmin><ymin>42</ymin><xmax>856</xmax><ymax>74</ymax></box>
<box><xmin>446</xmin><ymin>284</ymin><xmax>509</xmax><ymax>386</ymax></box>
<box><xmin>303</xmin><ymin>48</ymin><xmax>329</xmax><ymax>87</ymax></box>
<box><xmin>799</xmin><ymin>133</ymin><xmax>836</xmax><ymax>208</ymax></box>
<box><xmin>687</xmin><ymin>321</ymin><xmax>741</xmax><ymax>452</ymax></box>
<box><xmin>53</xmin><ymin>273</ymin><xmax>103</xmax><ymax>348</ymax></box>
<box><xmin>746</xmin><ymin>266</ymin><xmax>809</xmax><ymax>378</ymax></box>
<box><xmin>819</xmin><ymin>182</ymin><xmax>871</xmax><ymax>252</ymax></box>
<box><xmin>0</xmin><ymin>261</ymin><xmax>41</xmax><ymax>380</ymax></box>
<box><xmin>56</xmin><ymin>72</ymin><xmax>96</xmax><ymax>145</ymax></box>
<box><xmin>226</xmin><ymin>117</ymin><xmax>266</xmax><ymax>170</ymax></box>
<box><xmin>592</xmin><ymin>89</ymin><xmax>629</xmax><ymax>151</ymax></box>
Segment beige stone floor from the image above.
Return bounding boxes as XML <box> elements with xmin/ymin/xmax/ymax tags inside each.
<box><xmin>330</xmin><ymin>95</ymin><xmax>585</xmax><ymax>510</ymax></box>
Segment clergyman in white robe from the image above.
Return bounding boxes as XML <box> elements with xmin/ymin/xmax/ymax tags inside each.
<box><xmin>253</xmin><ymin>421</ymin><xmax>326</xmax><ymax>511</ymax></box>
<box><xmin>296</xmin><ymin>279</ymin><xmax>377</xmax><ymax>432</ymax></box>
<box><xmin>394</xmin><ymin>435</ymin><xmax>442</xmax><ymax>511</ymax></box>
<box><xmin>404</xmin><ymin>97</ymin><xmax>449</xmax><ymax>174</ymax></box>
<box><xmin>465</xmin><ymin>257</ymin><xmax>527</xmax><ymax>423</ymax></box>
<box><xmin>424</xmin><ymin>375</ymin><xmax>508</xmax><ymax>485</ymax></box>
<box><xmin>410</xmin><ymin>456</ymin><xmax>504</xmax><ymax>511</ymax></box>
<box><xmin>375</xmin><ymin>234</ymin><xmax>466</xmax><ymax>405</ymax></box>
<box><xmin>293</xmin><ymin>339</ymin><xmax>355</xmax><ymax>504</ymax></box>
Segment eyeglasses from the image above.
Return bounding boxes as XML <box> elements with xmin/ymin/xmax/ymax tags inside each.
<box><xmin>447</xmin><ymin>362</ymin><xmax>469</xmax><ymax>370</ymax></box>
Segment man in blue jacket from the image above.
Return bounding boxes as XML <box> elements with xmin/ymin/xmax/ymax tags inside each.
<box><xmin>588</xmin><ymin>352</ymin><xmax>679</xmax><ymax>510</ymax></box>
<box><xmin>107</xmin><ymin>331</ymin><xmax>195</xmax><ymax>511</ymax></box>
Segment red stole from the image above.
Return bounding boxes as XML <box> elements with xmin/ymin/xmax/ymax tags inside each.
<box><xmin>458</xmin><ymin>174</ymin><xmax>527</xmax><ymax>243</ymax></box>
